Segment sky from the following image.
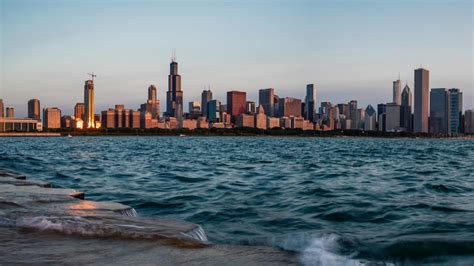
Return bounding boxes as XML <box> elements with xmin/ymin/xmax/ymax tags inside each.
<box><xmin>1</xmin><ymin>0</ymin><xmax>472</xmax><ymax>117</ymax></box>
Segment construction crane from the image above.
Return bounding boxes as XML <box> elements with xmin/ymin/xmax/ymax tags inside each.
<box><xmin>87</xmin><ymin>72</ymin><xmax>97</xmax><ymax>80</ymax></box>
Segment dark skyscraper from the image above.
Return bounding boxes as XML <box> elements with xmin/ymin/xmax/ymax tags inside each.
<box><xmin>166</xmin><ymin>58</ymin><xmax>183</xmax><ymax>120</ymax></box>
<box><xmin>201</xmin><ymin>89</ymin><xmax>213</xmax><ymax>118</ymax></box>
<box><xmin>401</xmin><ymin>84</ymin><xmax>413</xmax><ymax>132</ymax></box>
<box><xmin>414</xmin><ymin>68</ymin><xmax>429</xmax><ymax>133</ymax></box>
<box><xmin>28</xmin><ymin>99</ymin><xmax>41</xmax><ymax>120</ymax></box>
<box><xmin>448</xmin><ymin>88</ymin><xmax>463</xmax><ymax>135</ymax></box>
<box><xmin>305</xmin><ymin>84</ymin><xmax>316</xmax><ymax>121</ymax></box>
<box><xmin>0</xmin><ymin>99</ymin><xmax>4</xmax><ymax>118</ymax></box>
<box><xmin>429</xmin><ymin>88</ymin><xmax>448</xmax><ymax>134</ymax></box>
<box><xmin>259</xmin><ymin>88</ymin><xmax>275</xmax><ymax>117</ymax></box>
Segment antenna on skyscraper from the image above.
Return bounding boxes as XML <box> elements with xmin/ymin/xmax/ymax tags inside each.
<box><xmin>171</xmin><ymin>50</ymin><xmax>177</xmax><ymax>62</ymax></box>
<box><xmin>87</xmin><ymin>72</ymin><xmax>97</xmax><ymax>80</ymax></box>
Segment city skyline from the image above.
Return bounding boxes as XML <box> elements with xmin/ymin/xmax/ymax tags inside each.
<box><xmin>1</xmin><ymin>0</ymin><xmax>472</xmax><ymax>117</ymax></box>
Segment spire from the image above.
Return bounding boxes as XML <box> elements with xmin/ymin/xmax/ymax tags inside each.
<box><xmin>171</xmin><ymin>50</ymin><xmax>177</xmax><ymax>62</ymax></box>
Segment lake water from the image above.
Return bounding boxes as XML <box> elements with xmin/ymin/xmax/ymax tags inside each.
<box><xmin>1</xmin><ymin>136</ymin><xmax>473</xmax><ymax>264</ymax></box>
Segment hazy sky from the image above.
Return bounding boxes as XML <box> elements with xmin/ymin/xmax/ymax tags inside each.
<box><xmin>1</xmin><ymin>0</ymin><xmax>472</xmax><ymax>117</ymax></box>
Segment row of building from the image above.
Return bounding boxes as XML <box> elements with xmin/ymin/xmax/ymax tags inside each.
<box><xmin>0</xmin><ymin>60</ymin><xmax>472</xmax><ymax>135</ymax></box>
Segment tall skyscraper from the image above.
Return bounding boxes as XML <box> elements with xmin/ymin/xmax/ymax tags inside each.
<box><xmin>414</xmin><ymin>68</ymin><xmax>429</xmax><ymax>133</ymax></box>
<box><xmin>207</xmin><ymin>100</ymin><xmax>221</xmax><ymax>123</ymax></box>
<box><xmin>74</xmin><ymin>103</ymin><xmax>84</xmax><ymax>120</ymax></box>
<box><xmin>448</xmin><ymin>88</ymin><xmax>463</xmax><ymax>135</ymax></box>
<box><xmin>401</xmin><ymin>84</ymin><xmax>412</xmax><ymax>132</ymax></box>
<box><xmin>364</xmin><ymin>105</ymin><xmax>376</xmax><ymax>131</ymax></box>
<box><xmin>28</xmin><ymin>99</ymin><xmax>41</xmax><ymax>120</ymax></box>
<box><xmin>393</xmin><ymin>79</ymin><xmax>401</xmax><ymax>105</ymax></box>
<box><xmin>6</xmin><ymin>106</ymin><xmax>14</xmax><ymax>118</ymax></box>
<box><xmin>0</xmin><ymin>99</ymin><xmax>4</xmax><ymax>118</ymax></box>
<box><xmin>201</xmin><ymin>89</ymin><xmax>213</xmax><ymax>118</ymax></box>
<box><xmin>349</xmin><ymin>100</ymin><xmax>358</xmax><ymax>121</ymax></box>
<box><xmin>166</xmin><ymin>58</ymin><xmax>183</xmax><ymax>119</ymax></box>
<box><xmin>148</xmin><ymin>84</ymin><xmax>157</xmax><ymax>102</ymax></box>
<box><xmin>305</xmin><ymin>84</ymin><xmax>316</xmax><ymax>121</ymax></box>
<box><xmin>227</xmin><ymin>91</ymin><xmax>246</xmax><ymax>121</ymax></box>
<box><xmin>385</xmin><ymin>103</ymin><xmax>401</xmax><ymax>131</ymax></box>
<box><xmin>429</xmin><ymin>88</ymin><xmax>448</xmax><ymax>134</ymax></box>
<box><xmin>465</xmin><ymin>109</ymin><xmax>474</xmax><ymax>134</ymax></box>
<box><xmin>84</xmin><ymin>79</ymin><xmax>95</xmax><ymax>128</ymax></box>
<box><xmin>259</xmin><ymin>88</ymin><xmax>275</xmax><ymax>117</ymax></box>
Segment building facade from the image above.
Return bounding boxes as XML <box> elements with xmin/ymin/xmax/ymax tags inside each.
<box><xmin>364</xmin><ymin>105</ymin><xmax>376</xmax><ymax>131</ymax></box>
<box><xmin>166</xmin><ymin>59</ymin><xmax>183</xmax><ymax>119</ymax></box>
<box><xmin>429</xmin><ymin>88</ymin><xmax>448</xmax><ymax>134</ymax></box>
<box><xmin>393</xmin><ymin>79</ymin><xmax>401</xmax><ymax>105</ymax></box>
<box><xmin>305</xmin><ymin>84</ymin><xmax>316</xmax><ymax>121</ymax></box>
<box><xmin>0</xmin><ymin>99</ymin><xmax>3</xmax><ymax>117</ymax></box>
<box><xmin>227</xmin><ymin>91</ymin><xmax>246</xmax><ymax>121</ymax></box>
<box><xmin>207</xmin><ymin>100</ymin><xmax>221</xmax><ymax>123</ymax></box>
<box><xmin>401</xmin><ymin>85</ymin><xmax>412</xmax><ymax>132</ymax></box>
<box><xmin>201</xmin><ymin>90</ymin><xmax>212</xmax><ymax>118</ymax></box>
<box><xmin>43</xmin><ymin>107</ymin><xmax>61</xmax><ymax>129</ymax></box>
<box><xmin>279</xmin><ymin>97</ymin><xmax>302</xmax><ymax>117</ymax></box>
<box><xmin>6</xmin><ymin>106</ymin><xmax>14</xmax><ymax>118</ymax></box>
<box><xmin>465</xmin><ymin>109</ymin><xmax>474</xmax><ymax>134</ymax></box>
<box><xmin>414</xmin><ymin>68</ymin><xmax>429</xmax><ymax>133</ymax></box>
<box><xmin>259</xmin><ymin>88</ymin><xmax>274</xmax><ymax>117</ymax></box>
<box><xmin>448</xmin><ymin>88</ymin><xmax>463</xmax><ymax>135</ymax></box>
<box><xmin>28</xmin><ymin>99</ymin><xmax>41</xmax><ymax>120</ymax></box>
<box><xmin>84</xmin><ymin>80</ymin><xmax>95</xmax><ymax>128</ymax></box>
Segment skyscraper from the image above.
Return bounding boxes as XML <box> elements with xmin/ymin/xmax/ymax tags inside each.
<box><xmin>278</xmin><ymin>97</ymin><xmax>302</xmax><ymax>117</ymax></box>
<box><xmin>385</xmin><ymin>103</ymin><xmax>401</xmax><ymax>131</ymax></box>
<box><xmin>201</xmin><ymin>89</ymin><xmax>213</xmax><ymax>118</ymax></box>
<box><xmin>0</xmin><ymin>99</ymin><xmax>4</xmax><ymax>118</ymax></box>
<box><xmin>74</xmin><ymin>103</ymin><xmax>84</xmax><ymax>120</ymax></box>
<box><xmin>84</xmin><ymin>79</ymin><xmax>95</xmax><ymax>128</ymax></box>
<box><xmin>448</xmin><ymin>88</ymin><xmax>463</xmax><ymax>135</ymax></box>
<box><xmin>28</xmin><ymin>99</ymin><xmax>41</xmax><ymax>120</ymax></box>
<box><xmin>259</xmin><ymin>88</ymin><xmax>275</xmax><ymax>117</ymax></box>
<box><xmin>148</xmin><ymin>84</ymin><xmax>157</xmax><ymax>102</ymax></box>
<box><xmin>305</xmin><ymin>84</ymin><xmax>316</xmax><ymax>121</ymax></box>
<box><xmin>227</xmin><ymin>91</ymin><xmax>246</xmax><ymax>121</ymax></box>
<box><xmin>465</xmin><ymin>109</ymin><xmax>474</xmax><ymax>134</ymax></box>
<box><xmin>43</xmin><ymin>107</ymin><xmax>61</xmax><ymax>129</ymax></box>
<box><xmin>414</xmin><ymin>68</ymin><xmax>429</xmax><ymax>133</ymax></box>
<box><xmin>6</xmin><ymin>106</ymin><xmax>14</xmax><ymax>118</ymax></box>
<box><xmin>207</xmin><ymin>100</ymin><xmax>221</xmax><ymax>123</ymax></box>
<box><xmin>393</xmin><ymin>79</ymin><xmax>401</xmax><ymax>105</ymax></box>
<box><xmin>401</xmin><ymin>84</ymin><xmax>413</xmax><ymax>132</ymax></box>
<box><xmin>364</xmin><ymin>105</ymin><xmax>376</xmax><ymax>131</ymax></box>
<box><xmin>429</xmin><ymin>88</ymin><xmax>448</xmax><ymax>134</ymax></box>
<box><xmin>166</xmin><ymin>58</ymin><xmax>183</xmax><ymax>119</ymax></box>
<box><xmin>141</xmin><ymin>85</ymin><xmax>160</xmax><ymax>118</ymax></box>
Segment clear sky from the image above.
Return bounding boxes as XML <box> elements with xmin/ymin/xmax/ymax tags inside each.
<box><xmin>1</xmin><ymin>0</ymin><xmax>472</xmax><ymax>117</ymax></box>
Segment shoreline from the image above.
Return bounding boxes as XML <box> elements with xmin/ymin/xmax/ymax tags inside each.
<box><xmin>1</xmin><ymin>128</ymin><xmax>473</xmax><ymax>139</ymax></box>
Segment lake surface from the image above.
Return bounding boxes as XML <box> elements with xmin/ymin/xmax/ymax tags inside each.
<box><xmin>1</xmin><ymin>136</ymin><xmax>473</xmax><ymax>264</ymax></box>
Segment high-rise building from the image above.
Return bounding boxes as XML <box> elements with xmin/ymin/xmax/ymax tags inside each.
<box><xmin>6</xmin><ymin>106</ymin><xmax>14</xmax><ymax>118</ymax></box>
<box><xmin>148</xmin><ymin>84</ymin><xmax>157</xmax><ymax>102</ymax></box>
<box><xmin>393</xmin><ymin>79</ymin><xmax>401</xmax><ymax>105</ymax></box>
<box><xmin>278</xmin><ymin>97</ymin><xmax>302</xmax><ymax>117</ymax></box>
<box><xmin>227</xmin><ymin>91</ymin><xmax>246</xmax><ymax>121</ymax></box>
<box><xmin>43</xmin><ymin>107</ymin><xmax>61</xmax><ymax>129</ymax></box>
<box><xmin>254</xmin><ymin>105</ymin><xmax>267</xmax><ymax>129</ymax></box>
<box><xmin>414</xmin><ymin>68</ymin><xmax>429</xmax><ymax>133</ymax></box>
<box><xmin>259</xmin><ymin>88</ymin><xmax>275</xmax><ymax>117</ymax></box>
<box><xmin>305</xmin><ymin>84</ymin><xmax>316</xmax><ymax>121</ymax></box>
<box><xmin>201</xmin><ymin>90</ymin><xmax>213</xmax><ymax>118</ymax></box>
<box><xmin>429</xmin><ymin>88</ymin><xmax>448</xmax><ymax>134</ymax></box>
<box><xmin>465</xmin><ymin>109</ymin><xmax>474</xmax><ymax>134</ymax></box>
<box><xmin>349</xmin><ymin>100</ymin><xmax>358</xmax><ymax>121</ymax></box>
<box><xmin>74</xmin><ymin>103</ymin><xmax>84</xmax><ymax>120</ymax></box>
<box><xmin>401</xmin><ymin>85</ymin><xmax>412</xmax><ymax>132</ymax></box>
<box><xmin>448</xmin><ymin>88</ymin><xmax>463</xmax><ymax>135</ymax></box>
<box><xmin>337</xmin><ymin>103</ymin><xmax>350</xmax><ymax>119</ymax></box>
<box><xmin>207</xmin><ymin>100</ymin><xmax>221</xmax><ymax>123</ymax></box>
<box><xmin>364</xmin><ymin>105</ymin><xmax>376</xmax><ymax>131</ymax></box>
<box><xmin>84</xmin><ymin>79</ymin><xmax>95</xmax><ymax>128</ymax></box>
<box><xmin>246</xmin><ymin>101</ymin><xmax>256</xmax><ymax>114</ymax></box>
<box><xmin>141</xmin><ymin>85</ymin><xmax>160</xmax><ymax>118</ymax></box>
<box><xmin>377</xmin><ymin>103</ymin><xmax>387</xmax><ymax>131</ymax></box>
<box><xmin>166</xmin><ymin>58</ymin><xmax>183</xmax><ymax>119</ymax></box>
<box><xmin>28</xmin><ymin>99</ymin><xmax>41</xmax><ymax>120</ymax></box>
<box><xmin>188</xmin><ymin>101</ymin><xmax>201</xmax><ymax>114</ymax></box>
<box><xmin>385</xmin><ymin>103</ymin><xmax>401</xmax><ymax>131</ymax></box>
<box><xmin>0</xmin><ymin>99</ymin><xmax>4</xmax><ymax>117</ymax></box>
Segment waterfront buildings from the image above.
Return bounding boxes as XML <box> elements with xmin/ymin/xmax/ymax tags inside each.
<box><xmin>28</xmin><ymin>99</ymin><xmax>41</xmax><ymax>120</ymax></box>
<box><xmin>385</xmin><ymin>103</ymin><xmax>401</xmax><ymax>131</ymax></box>
<box><xmin>84</xmin><ymin>79</ymin><xmax>95</xmax><ymax>128</ymax></box>
<box><xmin>166</xmin><ymin>59</ymin><xmax>183</xmax><ymax>119</ymax></box>
<box><xmin>414</xmin><ymin>68</ymin><xmax>429</xmax><ymax>133</ymax></box>
<box><xmin>465</xmin><ymin>109</ymin><xmax>474</xmax><ymax>134</ymax></box>
<box><xmin>141</xmin><ymin>85</ymin><xmax>160</xmax><ymax>118</ymax></box>
<box><xmin>429</xmin><ymin>88</ymin><xmax>448</xmax><ymax>134</ymax></box>
<box><xmin>227</xmin><ymin>91</ymin><xmax>246</xmax><ymax>121</ymax></box>
<box><xmin>401</xmin><ymin>85</ymin><xmax>412</xmax><ymax>132</ymax></box>
<box><xmin>259</xmin><ymin>88</ymin><xmax>274</xmax><ymax>117</ymax></box>
<box><xmin>101</xmin><ymin>105</ymin><xmax>140</xmax><ymax>129</ymax></box>
<box><xmin>448</xmin><ymin>88</ymin><xmax>463</xmax><ymax>135</ymax></box>
<box><xmin>0</xmin><ymin>99</ymin><xmax>3</xmax><ymax>117</ymax></box>
<box><xmin>0</xmin><ymin>117</ymin><xmax>41</xmax><ymax>132</ymax></box>
<box><xmin>236</xmin><ymin>113</ymin><xmax>255</xmax><ymax>128</ymax></box>
<box><xmin>254</xmin><ymin>105</ymin><xmax>267</xmax><ymax>129</ymax></box>
<box><xmin>279</xmin><ymin>97</ymin><xmax>302</xmax><ymax>117</ymax></box>
<box><xmin>6</xmin><ymin>106</ymin><xmax>14</xmax><ymax>118</ymax></box>
<box><xmin>43</xmin><ymin>107</ymin><xmax>61</xmax><ymax>129</ymax></box>
<box><xmin>305</xmin><ymin>84</ymin><xmax>316</xmax><ymax>121</ymax></box>
<box><xmin>201</xmin><ymin>90</ymin><xmax>212</xmax><ymax>118</ymax></box>
<box><xmin>393</xmin><ymin>79</ymin><xmax>401</xmax><ymax>105</ymax></box>
<box><xmin>74</xmin><ymin>103</ymin><xmax>84</xmax><ymax>120</ymax></box>
<box><xmin>207</xmin><ymin>100</ymin><xmax>221</xmax><ymax>123</ymax></box>
<box><xmin>364</xmin><ymin>105</ymin><xmax>376</xmax><ymax>131</ymax></box>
